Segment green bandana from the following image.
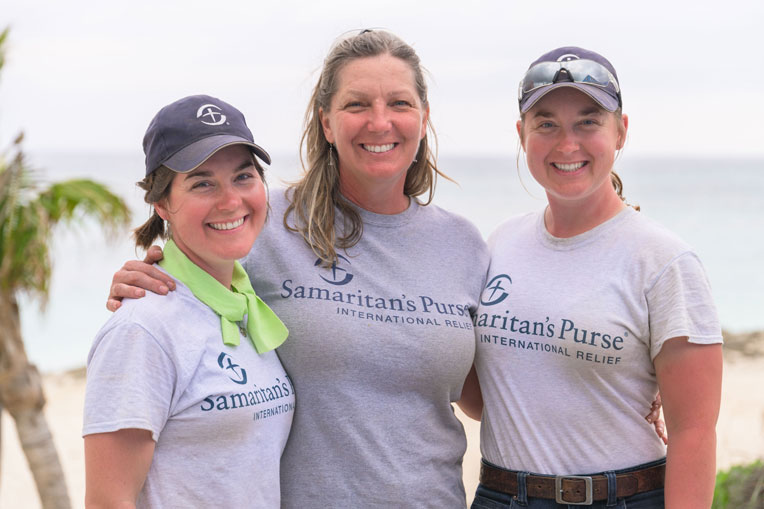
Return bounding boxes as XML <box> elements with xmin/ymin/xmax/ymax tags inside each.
<box><xmin>159</xmin><ymin>239</ymin><xmax>288</xmax><ymax>354</ymax></box>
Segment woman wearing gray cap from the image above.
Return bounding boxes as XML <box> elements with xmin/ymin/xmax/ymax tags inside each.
<box><xmin>465</xmin><ymin>47</ymin><xmax>722</xmax><ymax>508</ymax></box>
<box><xmin>83</xmin><ymin>95</ymin><xmax>292</xmax><ymax>507</ymax></box>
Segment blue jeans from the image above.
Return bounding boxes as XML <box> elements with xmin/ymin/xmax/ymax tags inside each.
<box><xmin>470</xmin><ymin>459</ymin><xmax>665</xmax><ymax>509</ymax></box>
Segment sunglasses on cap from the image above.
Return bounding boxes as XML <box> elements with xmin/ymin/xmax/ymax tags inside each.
<box><xmin>518</xmin><ymin>59</ymin><xmax>621</xmax><ymax>103</ymax></box>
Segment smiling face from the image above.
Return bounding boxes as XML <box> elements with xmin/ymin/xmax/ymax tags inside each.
<box><xmin>154</xmin><ymin>144</ymin><xmax>267</xmax><ymax>286</ymax></box>
<box><xmin>518</xmin><ymin>87</ymin><xmax>628</xmax><ymax>210</ymax></box>
<box><xmin>318</xmin><ymin>54</ymin><xmax>428</xmax><ymax>211</ymax></box>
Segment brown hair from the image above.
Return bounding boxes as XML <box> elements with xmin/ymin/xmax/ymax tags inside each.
<box><xmin>285</xmin><ymin>29</ymin><xmax>449</xmax><ymax>266</ymax></box>
<box><xmin>133</xmin><ymin>166</ymin><xmax>174</xmax><ymax>250</ymax></box>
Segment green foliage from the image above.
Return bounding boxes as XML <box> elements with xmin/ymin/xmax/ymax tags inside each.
<box><xmin>0</xmin><ymin>138</ymin><xmax>132</xmax><ymax>303</ymax></box>
<box><xmin>713</xmin><ymin>460</ymin><xmax>764</xmax><ymax>509</ymax></box>
<box><xmin>0</xmin><ymin>26</ymin><xmax>8</xmax><ymax>73</ymax></box>
<box><xmin>39</xmin><ymin>178</ymin><xmax>131</xmax><ymax>230</ymax></box>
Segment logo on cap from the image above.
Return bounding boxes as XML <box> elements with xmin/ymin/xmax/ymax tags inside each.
<box><xmin>556</xmin><ymin>53</ymin><xmax>580</xmax><ymax>62</ymax></box>
<box><xmin>197</xmin><ymin>104</ymin><xmax>227</xmax><ymax>126</ymax></box>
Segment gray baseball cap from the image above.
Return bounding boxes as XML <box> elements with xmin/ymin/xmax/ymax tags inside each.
<box><xmin>143</xmin><ymin>94</ymin><xmax>271</xmax><ymax>176</ymax></box>
<box><xmin>518</xmin><ymin>47</ymin><xmax>622</xmax><ymax>113</ymax></box>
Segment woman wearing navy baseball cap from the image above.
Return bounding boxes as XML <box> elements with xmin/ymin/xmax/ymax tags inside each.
<box><xmin>83</xmin><ymin>95</ymin><xmax>292</xmax><ymax>508</ymax></box>
<box><xmin>466</xmin><ymin>47</ymin><xmax>723</xmax><ymax>508</ymax></box>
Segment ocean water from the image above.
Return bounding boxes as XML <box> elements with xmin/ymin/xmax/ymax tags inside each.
<box><xmin>15</xmin><ymin>151</ymin><xmax>764</xmax><ymax>372</ymax></box>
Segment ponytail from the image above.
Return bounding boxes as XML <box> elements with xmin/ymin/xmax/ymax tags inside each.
<box><xmin>133</xmin><ymin>210</ymin><xmax>168</xmax><ymax>250</ymax></box>
<box><xmin>132</xmin><ymin>166</ymin><xmax>175</xmax><ymax>249</ymax></box>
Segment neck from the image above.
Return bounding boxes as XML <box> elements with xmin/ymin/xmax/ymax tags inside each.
<box><xmin>208</xmin><ymin>269</ymin><xmax>234</xmax><ymax>289</ymax></box>
<box><xmin>544</xmin><ymin>190</ymin><xmax>627</xmax><ymax>238</ymax></box>
<box><xmin>173</xmin><ymin>242</ymin><xmax>234</xmax><ymax>288</ymax></box>
<box><xmin>339</xmin><ymin>180</ymin><xmax>410</xmax><ymax>214</ymax></box>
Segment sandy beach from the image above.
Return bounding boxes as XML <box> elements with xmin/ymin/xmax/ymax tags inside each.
<box><xmin>2</xmin><ymin>342</ymin><xmax>762</xmax><ymax>507</ymax></box>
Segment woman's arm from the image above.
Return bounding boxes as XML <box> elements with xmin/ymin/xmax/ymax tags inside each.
<box><xmin>455</xmin><ymin>364</ymin><xmax>667</xmax><ymax>437</ymax></box>
<box><xmin>107</xmin><ymin>246</ymin><xmax>172</xmax><ymax>312</ymax></box>
<box><xmin>84</xmin><ymin>429</ymin><xmax>155</xmax><ymax>508</ymax></box>
<box><xmin>456</xmin><ymin>365</ymin><xmax>483</xmax><ymax>421</ymax></box>
<box><xmin>654</xmin><ymin>336</ymin><xmax>723</xmax><ymax>509</ymax></box>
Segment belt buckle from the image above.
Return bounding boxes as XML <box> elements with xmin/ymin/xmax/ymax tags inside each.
<box><xmin>555</xmin><ymin>475</ymin><xmax>593</xmax><ymax>505</ymax></box>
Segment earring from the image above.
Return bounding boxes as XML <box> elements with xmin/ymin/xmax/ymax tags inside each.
<box><xmin>412</xmin><ymin>141</ymin><xmax>423</xmax><ymax>165</ymax></box>
<box><xmin>328</xmin><ymin>143</ymin><xmax>336</xmax><ymax>170</ymax></box>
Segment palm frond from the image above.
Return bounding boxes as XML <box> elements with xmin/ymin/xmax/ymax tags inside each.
<box><xmin>0</xmin><ymin>199</ymin><xmax>51</xmax><ymax>300</ymax></box>
<box><xmin>0</xmin><ymin>137</ymin><xmax>132</xmax><ymax>304</ymax></box>
<box><xmin>0</xmin><ymin>147</ymin><xmax>38</xmax><ymax>290</ymax></box>
<box><xmin>0</xmin><ymin>26</ymin><xmax>9</xmax><ymax>74</ymax></box>
<box><xmin>39</xmin><ymin>178</ymin><xmax>132</xmax><ymax>235</ymax></box>
<box><xmin>0</xmin><ymin>148</ymin><xmax>52</xmax><ymax>299</ymax></box>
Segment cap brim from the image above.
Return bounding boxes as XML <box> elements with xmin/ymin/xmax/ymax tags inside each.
<box><xmin>163</xmin><ymin>134</ymin><xmax>271</xmax><ymax>173</ymax></box>
<box><xmin>520</xmin><ymin>82</ymin><xmax>619</xmax><ymax>113</ymax></box>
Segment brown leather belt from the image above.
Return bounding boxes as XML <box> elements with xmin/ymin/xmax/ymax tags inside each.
<box><xmin>479</xmin><ymin>459</ymin><xmax>665</xmax><ymax>505</ymax></box>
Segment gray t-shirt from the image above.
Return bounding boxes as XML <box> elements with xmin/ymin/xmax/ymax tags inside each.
<box><xmin>83</xmin><ymin>274</ymin><xmax>294</xmax><ymax>508</ymax></box>
<box><xmin>242</xmin><ymin>188</ymin><xmax>489</xmax><ymax>508</ymax></box>
<box><xmin>475</xmin><ymin>208</ymin><xmax>722</xmax><ymax>474</ymax></box>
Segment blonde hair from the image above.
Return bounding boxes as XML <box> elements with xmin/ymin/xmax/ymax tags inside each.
<box><xmin>518</xmin><ymin>107</ymin><xmax>639</xmax><ymax>211</ymax></box>
<box><xmin>285</xmin><ymin>30</ymin><xmax>448</xmax><ymax>266</ymax></box>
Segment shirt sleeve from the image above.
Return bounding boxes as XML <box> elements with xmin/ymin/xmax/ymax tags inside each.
<box><xmin>83</xmin><ymin>321</ymin><xmax>177</xmax><ymax>442</ymax></box>
<box><xmin>646</xmin><ymin>251</ymin><xmax>723</xmax><ymax>359</ymax></box>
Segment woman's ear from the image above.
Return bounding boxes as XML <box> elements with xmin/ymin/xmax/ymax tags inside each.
<box><xmin>419</xmin><ymin>103</ymin><xmax>430</xmax><ymax>140</ymax></box>
<box><xmin>516</xmin><ymin>120</ymin><xmax>526</xmax><ymax>151</ymax></box>
<box><xmin>319</xmin><ymin>107</ymin><xmax>335</xmax><ymax>144</ymax></box>
<box><xmin>617</xmin><ymin>113</ymin><xmax>629</xmax><ymax>150</ymax></box>
<box><xmin>153</xmin><ymin>200</ymin><xmax>169</xmax><ymax>222</ymax></box>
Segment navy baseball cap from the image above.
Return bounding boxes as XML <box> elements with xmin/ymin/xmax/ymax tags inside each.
<box><xmin>143</xmin><ymin>94</ymin><xmax>271</xmax><ymax>176</ymax></box>
<box><xmin>518</xmin><ymin>47</ymin><xmax>622</xmax><ymax>113</ymax></box>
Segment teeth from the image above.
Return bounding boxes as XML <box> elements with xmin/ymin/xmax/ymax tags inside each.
<box><xmin>554</xmin><ymin>162</ymin><xmax>585</xmax><ymax>172</ymax></box>
<box><xmin>209</xmin><ymin>217</ymin><xmax>244</xmax><ymax>230</ymax></box>
<box><xmin>363</xmin><ymin>143</ymin><xmax>395</xmax><ymax>153</ymax></box>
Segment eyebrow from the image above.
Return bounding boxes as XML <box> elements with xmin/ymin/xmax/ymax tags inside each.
<box><xmin>531</xmin><ymin>107</ymin><xmax>604</xmax><ymax>119</ymax></box>
<box><xmin>580</xmin><ymin>107</ymin><xmax>604</xmax><ymax>116</ymax></box>
<box><xmin>184</xmin><ymin>158</ymin><xmax>255</xmax><ymax>180</ymax></box>
<box><xmin>341</xmin><ymin>88</ymin><xmax>417</xmax><ymax>99</ymax></box>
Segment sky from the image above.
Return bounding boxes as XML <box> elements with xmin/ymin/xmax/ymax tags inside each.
<box><xmin>1</xmin><ymin>0</ymin><xmax>763</xmax><ymax>160</ymax></box>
